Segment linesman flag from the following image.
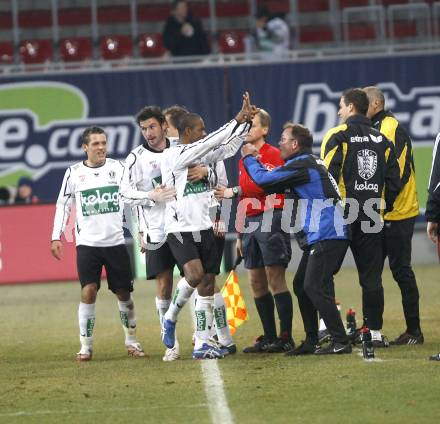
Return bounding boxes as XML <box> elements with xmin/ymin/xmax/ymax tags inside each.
<box><xmin>221</xmin><ymin>256</ymin><xmax>248</xmax><ymax>335</ymax></box>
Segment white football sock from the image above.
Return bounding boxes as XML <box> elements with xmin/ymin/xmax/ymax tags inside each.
<box><xmin>213</xmin><ymin>292</ymin><xmax>233</xmax><ymax>346</ymax></box>
<box><xmin>155</xmin><ymin>297</ymin><xmax>171</xmax><ymax>325</ymax></box>
<box><xmin>164</xmin><ymin>278</ymin><xmax>194</xmax><ymax>322</ymax></box>
<box><xmin>370</xmin><ymin>330</ymin><xmax>382</xmax><ymax>341</ymax></box>
<box><xmin>319</xmin><ymin>318</ymin><xmax>327</xmax><ymax>331</ymax></box>
<box><xmin>78</xmin><ymin>302</ymin><xmax>95</xmax><ymax>350</ymax></box>
<box><xmin>194</xmin><ymin>295</ymin><xmax>214</xmax><ymax>350</ymax></box>
<box><xmin>118</xmin><ymin>298</ymin><xmax>137</xmax><ymax>345</ymax></box>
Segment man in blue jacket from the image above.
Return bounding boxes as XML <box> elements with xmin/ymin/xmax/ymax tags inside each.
<box><xmin>242</xmin><ymin>123</ymin><xmax>352</xmax><ymax>355</ymax></box>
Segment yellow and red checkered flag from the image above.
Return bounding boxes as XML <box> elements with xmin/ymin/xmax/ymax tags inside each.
<box><xmin>221</xmin><ymin>256</ymin><xmax>248</xmax><ymax>335</ymax></box>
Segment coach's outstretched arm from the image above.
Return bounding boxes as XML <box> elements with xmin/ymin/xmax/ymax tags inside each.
<box><xmin>51</xmin><ymin>167</ymin><xmax>74</xmax><ymax>260</ymax></box>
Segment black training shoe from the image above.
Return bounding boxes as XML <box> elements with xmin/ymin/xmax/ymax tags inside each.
<box><xmin>429</xmin><ymin>352</ymin><xmax>440</xmax><ymax>361</ymax></box>
<box><xmin>390</xmin><ymin>331</ymin><xmax>424</xmax><ymax>346</ymax></box>
<box><xmin>243</xmin><ymin>335</ymin><xmax>272</xmax><ymax>353</ymax></box>
<box><xmin>266</xmin><ymin>337</ymin><xmax>295</xmax><ymax>353</ymax></box>
<box><xmin>285</xmin><ymin>340</ymin><xmax>317</xmax><ymax>356</ymax></box>
<box><xmin>372</xmin><ymin>335</ymin><xmax>390</xmax><ymax>348</ymax></box>
<box><xmin>318</xmin><ymin>329</ymin><xmax>332</xmax><ymax>345</ymax></box>
<box><xmin>314</xmin><ymin>341</ymin><xmax>352</xmax><ymax>355</ymax></box>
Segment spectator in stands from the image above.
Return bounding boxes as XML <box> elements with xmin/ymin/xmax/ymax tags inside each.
<box><xmin>14</xmin><ymin>177</ymin><xmax>39</xmax><ymax>204</ymax></box>
<box><xmin>246</xmin><ymin>6</ymin><xmax>290</xmax><ymax>54</ymax></box>
<box><xmin>0</xmin><ymin>186</ymin><xmax>10</xmax><ymax>205</ymax></box>
<box><xmin>162</xmin><ymin>0</ymin><xmax>210</xmax><ymax>57</ymax></box>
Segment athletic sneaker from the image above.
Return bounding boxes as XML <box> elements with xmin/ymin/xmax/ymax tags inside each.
<box><xmin>192</xmin><ymin>343</ymin><xmax>224</xmax><ymax>360</ymax></box>
<box><xmin>76</xmin><ymin>346</ymin><xmax>93</xmax><ymax>362</ymax></box>
<box><xmin>390</xmin><ymin>331</ymin><xmax>424</xmax><ymax>345</ymax></box>
<box><xmin>285</xmin><ymin>340</ymin><xmax>317</xmax><ymax>356</ymax></box>
<box><xmin>163</xmin><ymin>340</ymin><xmax>180</xmax><ymax>362</ymax></box>
<box><xmin>266</xmin><ymin>337</ymin><xmax>295</xmax><ymax>353</ymax></box>
<box><xmin>126</xmin><ymin>342</ymin><xmax>146</xmax><ymax>357</ymax></box>
<box><xmin>242</xmin><ymin>335</ymin><xmax>272</xmax><ymax>353</ymax></box>
<box><xmin>161</xmin><ymin>318</ymin><xmax>176</xmax><ymax>349</ymax></box>
<box><xmin>318</xmin><ymin>329</ymin><xmax>331</xmax><ymax>345</ymax></box>
<box><xmin>429</xmin><ymin>352</ymin><xmax>440</xmax><ymax>361</ymax></box>
<box><xmin>372</xmin><ymin>335</ymin><xmax>390</xmax><ymax>348</ymax></box>
<box><xmin>314</xmin><ymin>341</ymin><xmax>352</xmax><ymax>355</ymax></box>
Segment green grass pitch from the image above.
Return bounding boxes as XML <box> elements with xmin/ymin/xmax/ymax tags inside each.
<box><xmin>1</xmin><ymin>266</ymin><xmax>440</xmax><ymax>423</ymax></box>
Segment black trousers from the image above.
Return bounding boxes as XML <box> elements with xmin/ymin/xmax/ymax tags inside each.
<box><xmin>293</xmin><ymin>239</ymin><xmax>349</xmax><ymax>344</ymax></box>
<box><xmin>350</xmin><ymin>221</ymin><xmax>384</xmax><ymax>331</ymax></box>
<box><xmin>383</xmin><ymin>217</ymin><xmax>420</xmax><ymax>332</ymax></box>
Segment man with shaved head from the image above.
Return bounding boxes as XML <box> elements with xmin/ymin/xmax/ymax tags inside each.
<box><xmin>364</xmin><ymin>86</ymin><xmax>423</xmax><ymax>345</ymax></box>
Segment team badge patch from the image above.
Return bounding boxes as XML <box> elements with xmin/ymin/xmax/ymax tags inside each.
<box><xmin>109</xmin><ymin>170</ymin><xmax>116</xmax><ymax>179</ymax></box>
<box><xmin>357</xmin><ymin>149</ymin><xmax>377</xmax><ymax>180</ymax></box>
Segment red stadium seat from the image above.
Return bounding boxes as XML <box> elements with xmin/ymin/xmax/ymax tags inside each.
<box><xmin>98</xmin><ymin>5</ymin><xmax>131</xmax><ymax>24</ymax></box>
<box><xmin>60</xmin><ymin>38</ymin><xmax>93</xmax><ymax>62</ymax></box>
<box><xmin>19</xmin><ymin>10</ymin><xmax>52</xmax><ymax>28</ymax></box>
<box><xmin>100</xmin><ymin>35</ymin><xmax>133</xmax><ymax>60</ymax></box>
<box><xmin>139</xmin><ymin>33</ymin><xmax>165</xmax><ymax>58</ymax></box>
<box><xmin>189</xmin><ymin>1</ymin><xmax>210</xmax><ymax>18</ymax></box>
<box><xmin>378</xmin><ymin>0</ymin><xmax>409</xmax><ymax>6</ymax></box>
<box><xmin>58</xmin><ymin>8</ymin><xmax>91</xmax><ymax>26</ymax></box>
<box><xmin>257</xmin><ymin>0</ymin><xmax>290</xmax><ymax>14</ymax></box>
<box><xmin>0</xmin><ymin>11</ymin><xmax>12</xmax><ymax>29</ymax></box>
<box><xmin>0</xmin><ymin>41</ymin><xmax>13</xmax><ymax>64</ymax></box>
<box><xmin>298</xmin><ymin>0</ymin><xmax>329</xmax><ymax>13</ymax></box>
<box><xmin>218</xmin><ymin>30</ymin><xmax>246</xmax><ymax>54</ymax></box>
<box><xmin>217</xmin><ymin>1</ymin><xmax>250</xmax><ymax>17</ymax></box>
<box><xmin>137</xmin><ymin>4</ymin><xmax>171</xmax><ymax>22</ymax></box>
<box><xmin>19</xmin><ymin>39</ymin><xmax>53</xmax><ymax>64</ymax></box>
<box><xmin>347</xmin><ymin>23</ymin><xmax>377</xmax><ymax>41</ymax></box>
<box><xmin>389</xmin><ymin>20</ymin><xmax>418</xmax><ymax>38</ymax></box>
<box><xmin>339</xmin><ymin>0</ymin><xmax>370</xmax><ymax>8</ymax></box>
<box><xmin>299</xmin><ymin>25</ymin><xmax>334</xmax><ymax>44</ymax></box>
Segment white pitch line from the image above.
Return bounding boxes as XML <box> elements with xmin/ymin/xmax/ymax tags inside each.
<box><xmin>190</xmin><ymin>294</ymin><xmax>234</xmax><ymax>424</ymax></box>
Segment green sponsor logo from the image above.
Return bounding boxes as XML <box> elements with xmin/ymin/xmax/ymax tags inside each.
<box><xmin>214</xmin><ymin>306</ymin><xmax>227</xmax><ymax>329</ymax></box>
<box><xmin>183</xmin><ymin>180</ymin><xmax>209</xmax><ymax>196</ymax></box>
<box><xmin>80</xmin><ymin>185</ymin><xmax>120</xmax><ymax>216</ymax></box>
<box><xmin>86</xmin><ymin>317</ymin><xmax>95</xmax><ymax>337</ymax></box>
<box><xmin>152</xmin><ymin>175</ymin><xmax>162</xmax><ymax>188</ymax></box>
<box><xmin>195</xmin><ymin>310</ymin><xmax>207</xmax><ymax>331</ymax></box>
<box><xmin>120</xmin><ymin>311</ymin><xmax>129</xmax><ymax>329</ymax></box>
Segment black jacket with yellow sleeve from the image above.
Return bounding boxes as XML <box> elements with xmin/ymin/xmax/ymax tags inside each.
<box><xmin>371</xmin><ymin>110</ymin><xmax>419</xmax><ymax>220</ymax></box>
<box><xmin>320</xmin><ymin>114</ymin><xmax>401</xmax><ymax>221</ymax></box>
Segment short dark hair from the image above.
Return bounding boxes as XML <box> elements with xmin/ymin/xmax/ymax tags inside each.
<box><xmin>176</xmin><ymin>112</ymin><xmax>201</xmax><ymax>136</ymax></box>
<box><xmin>342</xmin><ymin>88</ymin><xmax>369</xmax><ymax>116</ymax></box>
<box><xmin>82</xmin><ymin>126</ymin><xmax>106</xmax><ymax>145</ymax></box>
<box><xmin>163</xmin><ymin>105</ymin><xmax>189</xmax><ymax>129</ymax></box>
<box><xmin>135</xmin><ymin>106</ymin><xmax>165</xmax><ymax>126</ymax></box>
<box><xmin>289</xmin><ymin>124</ymin><xmax>313</xmax><ymax>152</ymax></box>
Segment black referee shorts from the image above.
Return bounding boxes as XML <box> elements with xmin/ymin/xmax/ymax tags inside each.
<box><xmin>167</xmin><ymin>229</ymin><xmax>218</xmax><ymax>275</ymax></box>
<box><xmin>76</xmin><ymin>244</ymin><xmax>133</xmax><ymax>293</ymax></box>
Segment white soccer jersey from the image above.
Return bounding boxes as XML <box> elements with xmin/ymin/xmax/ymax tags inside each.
<box><xmin>161</xmin><ymin>119</ymin><xmax>250</xmax><ymax>234</ymax></box>
<box><xmin>120</xmin><ymin>140</ymin><xmax>176</xmax><ymax>243</ymax></box>
<box><xmin>52</xmin><ymin>159</ymin><xmax>125</xmax><ymax>247</ymax></box>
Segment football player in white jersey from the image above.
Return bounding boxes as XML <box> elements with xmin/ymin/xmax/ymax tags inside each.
<box><xmin>161</xmin><ymin>92</ymin><xmax>258</xmax><ymax>359</ymax></box>
<box><xmin>50</xmin><ymin>127</ymin><xmax>145</xmax><ymax>361</ymax></box>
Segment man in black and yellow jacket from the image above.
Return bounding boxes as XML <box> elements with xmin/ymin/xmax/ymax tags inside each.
<box><xmin>364</xmin><ymin>86</ymin><xmax>423</xmax><ymax>345</ymax></box>
<box><xmin>321</xmin><ymin>88</ymin><xmax>401</xmax><ymax>347</ymax></box>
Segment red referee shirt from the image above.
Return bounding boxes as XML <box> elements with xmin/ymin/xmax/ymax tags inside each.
<box><xmin>238</xmin><ymin>142</ymin><xmax>285</xmax><ymax>218</ymax></box>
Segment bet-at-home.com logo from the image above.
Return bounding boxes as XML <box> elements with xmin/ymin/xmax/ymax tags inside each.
<box><xmin>293</xmin><ymin>82</ymin><xmax>440</xmax><ymax>144</ymax></box>
<box><xmin>0</xmin><ymin>81</ymin><xmax>140</xmax><ymax>184</ymax></box>
<box><xmin>80</xmin><ymin>186</ymin><xmax>120</xmax><ymax>216</ymax></box>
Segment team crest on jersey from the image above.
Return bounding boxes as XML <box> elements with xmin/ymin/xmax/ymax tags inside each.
<box><xmin>79</xmin><ymin>175</ymin><xmax>86</xmax><ymax>182</ymax></box>
<box><xmin>108</xmin><ymin>170</ymin><xmax>116</xmax><ymax>179</ymax></box>
<box><xmin>357</xmin><ymin>150</ymin><xmax>377</xmax><ymax>180</ymax></box>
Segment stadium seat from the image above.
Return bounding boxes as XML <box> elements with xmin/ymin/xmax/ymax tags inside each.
<box><xmin>58</xmin><ymin>8</ymin><xmax>92</xmax><ymax>26</ymax></box>
<box><xmin>138</xmin><ymin>33</ymin><xmax>165</xmax><ymax>58</ymax></box>
<box><xmin>0</xmin><ymin>11</ymin><xmax>12</xmax><ymax>29</ymax></box>
<box><xmin>59</xmin><ymin>38</ymin><xmax>93</xmax><ymax>62</ymax></box>
<box><xmin>19</xmin><ymin>39</ymin><xmax>53</xmax><ymax>64</ymax></box>
<box><xmin>257</xmin><ymin>0</ymin><xmax>290</xmax><ymax>14</ymax></box>
<box><xmin>189</xmin><ymin>1</ymin><xmax>210</xmax><ymax>18</ymax></box>
<box><xmin>338</xmin><ymin>0</ymin><xmax>370</xmax><ymax>8</ymax></box>
<box><xmin>298</xmin><ymin>25</ymin><xmax>334</xmax><ymax>44</ymax></box>
<box><xmin>100</xmin><ymin>35</ymin><xmax>133</xmax><ymax>60</ymax></box>
<box><xmin>137</xmin><ymin>4</ymin><xmax>171</xmax><ymax>22</ymax></box>
<box><xmin>98</xmin><ymin>5</ymin><xmax>131</xmax><ymax>24</ymax></box>
<box><xmin>217</xmin><ymin>1</ymin><xmax>250</xmax><ymax>17</ymax></box>
<box><xmin>298</xmin><ymin>0</ymin><xmax>329</xmax><ymax>13</ymax></box>
<box><xmin>378</xmin><ymin>0</ymin><xmax>410</xmax><ymax>6</ymax></box>
<box><xmin>0</xmin><ymin>41</ymin><xmax>13</xmax><ymax>64</ymax></box>
<box><xmin>218</xmin><ymin>30</ymin><xmax>246</xmax><ymax>54</ymax></box>
<box><xmin>388</xmin><ymin>20</ymin><xmax>418</xmax><ymax>39</ymax></box>
<box><xmin>346</xmin><ymin>23</ymin><xmax>377</xmax><ymax>41</ymax></box>
<box><xmin>18</xmin><ymin>10</ymin><xmax>52</xmax><ymax>28</ymax></box>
